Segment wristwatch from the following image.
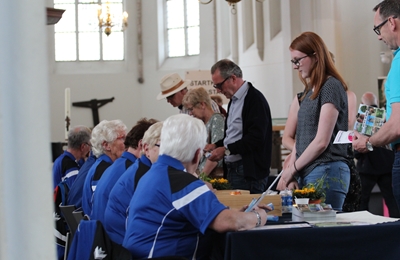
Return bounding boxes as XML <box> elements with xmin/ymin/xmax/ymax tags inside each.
<box><xmin>224</xmin><ymin>147</ymin><xmax>231</xmax><ymax>156</ymax></box>
<box><xmin>366</xmin><ymin>139</ymin><xmax>374</xmax><ymax>152</ymax></box>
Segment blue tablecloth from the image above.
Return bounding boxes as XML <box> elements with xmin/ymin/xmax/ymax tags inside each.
<box><xmin>224</xmin><ymin>215</ymin><xmax>400</xmax><ymax>260</ymax></box>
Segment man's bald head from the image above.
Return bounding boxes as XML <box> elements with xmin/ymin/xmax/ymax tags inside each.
<box><xmin>361</xmin><ymin>92</ymin><xmax>378</xmax><ymax>106</ymax></box>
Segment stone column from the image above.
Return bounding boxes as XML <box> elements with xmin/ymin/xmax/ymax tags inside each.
<box><xmin>0</xmin><ymin>0</ymin><xmax>55</xmax><ymax>258</ymax></box>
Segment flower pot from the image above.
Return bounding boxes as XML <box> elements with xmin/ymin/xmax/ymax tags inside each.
<box><xmin>309</xmin><ymin>199</ymin><xmax>322</xmax><ymax>204</ymax></box>
<box><xmin>295</xmin><ymin>198</ymin><xmax>309</xmax><ymax>205</ymax></box>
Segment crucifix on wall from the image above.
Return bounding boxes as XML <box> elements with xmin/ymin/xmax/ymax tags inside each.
<box><xmin>72</xmin><ymin>97</ymin><xmax>114</xmax><ymax>127</ymax></box>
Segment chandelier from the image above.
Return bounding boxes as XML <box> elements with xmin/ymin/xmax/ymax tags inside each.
<box><xmin>199</xmin><ymin>0</ymin><xmax>265</xmax><ymax>14</ymax></box>
<box><xmin>97</xmin><ymin>2</ymin><xmax>128</xmax><ymax>36</ymax></box>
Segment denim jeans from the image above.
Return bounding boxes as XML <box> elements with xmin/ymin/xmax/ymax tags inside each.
<box><xmin>392</xmin><ymin>151</ymin><xmax>400</xmax><ymax>210</ymax></box>
<box><xmin>226</xmin><ymin>160</ymin><xmax>267</xmax><ymax>194</ymax></box>
<box><xmin>299</xmin><ymin>161</ymin><xmax>350</xmax><ymax>211</ymax></box>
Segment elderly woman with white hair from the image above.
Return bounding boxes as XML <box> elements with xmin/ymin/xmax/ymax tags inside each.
<box><xmin>123</xmin><ymin>114</ymin><xmax>271</xmax><ymax>259</ymax></box>
<box><xmin>104</xmin><ymin>121</ymin><xmax>163</xmax><ymax>245</ymax></box>
<box><xmin>81</xmin><ymin>119</ymin><xmax>127</xmax><ymax>216</ymax></box>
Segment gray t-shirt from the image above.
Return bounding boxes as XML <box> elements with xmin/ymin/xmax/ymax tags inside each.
<box><xmin>296</xmin><ymin>77</ymin><xmax>348</xmax><ymax>177</ymax></box>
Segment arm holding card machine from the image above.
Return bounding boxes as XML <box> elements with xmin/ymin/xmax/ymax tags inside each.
<box><xmin>244</xmin><ymin>169</ymin><xmax>283</xmax><ymax>213</ymax></box>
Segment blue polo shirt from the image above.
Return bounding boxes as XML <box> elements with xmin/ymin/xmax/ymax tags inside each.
<box><xmin>91</xmin><ymin>151</ymin><xmax>137</xmax><ymax>222</ymax></box>
<box><xmin>81</xmin><ymin>154</ymin><xmax>113</xmax><ymax>216</ymax></box>
<box><xmin>67</xmin><ymin>154</ymin><xmax>96</xmax><ymax>209</ymax></box>
<box><xmin>52</xmin><ymin>150</ymin><xmax>79</xmax><ymax>189</ymax></box>
<box><xmin>385</xmin><ymin>48</ymin><xmax>400</xmax><ymax>148</ymax></box>
<box><xmin>122</xmin><ymin>155</ymin><xmax>227</xmax><ymax>259</ymax></box>
<box><xmin>104</xmin><ymin>154</ymin><xmax>152</xmax><ymax>244</ymax></box>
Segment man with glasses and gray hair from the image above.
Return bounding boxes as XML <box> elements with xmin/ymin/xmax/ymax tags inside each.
<box><xmin>207</xmin><ymin>59</ymin><xmax>272</xmax><ymax>194</ymax></box>
<box><xmin>353</xmin><ymin>0</ymin><xmax>400</xmax><ymax>210</ymax></box>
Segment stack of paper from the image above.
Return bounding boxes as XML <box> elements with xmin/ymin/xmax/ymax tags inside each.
<box><xmin>292</xmin><ymin>204</ymin><xmax>336</xmax><ymax>222</ymax></box>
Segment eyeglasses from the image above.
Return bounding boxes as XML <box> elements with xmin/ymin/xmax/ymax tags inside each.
<box><xmin>291</xmin><ymin>55</ymin><xmax>309</xmax><ymax>67</ymax></box>
<box><xmin>85</xmin><ymin>142</ymin><xmax>92</xmax><ymax>148</ymax></box>
<box><xmin>373</xmin><ymin>16</ymin><xmax>397</xmax><ymax>35</ymax></box>
<box><xmin>186</xmin><ymin>103</ymin><xmax>198</xmax><ymax>112</ymax></box>
<box><xmin>116</xmin><ymin>135</ymin><xmax>126</xmax><ymax>141</ymax></box>
<box><xmin>213</xmin><ymin>76</ymin><xmax>231</xmax><ymax>90</ymax></box>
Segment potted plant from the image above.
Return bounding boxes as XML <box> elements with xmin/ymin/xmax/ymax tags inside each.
<box><xmin>292</xmin><ymin>174</ymin><xmax>327</xmax><ymax>204</ymax></box>
<box><xmin>199</xmin><ymin>172</ymin><xmax>231</xmax><ymax>190</ymax></box>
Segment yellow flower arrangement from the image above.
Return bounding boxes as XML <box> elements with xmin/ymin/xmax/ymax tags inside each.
<box><xmin>293</xmin><ymin>186</ymin><xmax>322</xmax><ymax>200</ymax></box>
<box><xmin>199</xmin><ymin>172</ymin><xmax>231</xmax><ymax>190</ymax></box>
<box><xmin>292</xmin><ymin>174</ymin><xmax>327</xmax><ymax>201</ymax></box>
<box><xmin>209</xmin><ymin>177</ymin><xmax>231</xmax><ymax>190</ymax></box>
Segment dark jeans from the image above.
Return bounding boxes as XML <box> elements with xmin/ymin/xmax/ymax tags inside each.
<box><xmin>225</xmin><ymin>160</ymin><xmax>267</xmax><ymax>194</ymax></box>
<box><xmin>393</xmin><ymin>151</ymin><xmax>400</xmax><ymax>212</ymax></box>
<box><xmin>359</xmin><ymin>172</ymin><xmax>400</xmax><ymax>218</ymax></box>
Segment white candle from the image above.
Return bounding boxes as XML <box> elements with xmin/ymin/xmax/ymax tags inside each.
<box><xmin>65</xmin><ymin>88</ymin><xmax>71</xmax><ymax>140</ymax></box>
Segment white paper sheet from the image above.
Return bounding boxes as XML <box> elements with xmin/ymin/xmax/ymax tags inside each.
<box><xmin>335</xmin><ymin>210</ymin><xmax>399</xmax><ymax>224</ymax></box>
<box><xmin>333</xmin><ymin>130</ymin><xmax>354</xmax><ymax>144</ymax></box>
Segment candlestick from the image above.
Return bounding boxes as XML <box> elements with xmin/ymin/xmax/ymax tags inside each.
<box><xmin>65</xmin><ymin>88</ymin><xmax>71</xmax><ymax>140</ymax></box>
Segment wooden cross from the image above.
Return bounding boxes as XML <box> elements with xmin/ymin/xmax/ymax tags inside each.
<box><xmin>72</xmin><ymin>97</ymin><xmax>115</xmax><ymax>127</ymax></box>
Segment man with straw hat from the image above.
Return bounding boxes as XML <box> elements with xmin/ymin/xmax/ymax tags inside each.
<box><xmin>157</xmin><ymin>72</ymin><xmax>220</xmax><ymax>114</ymax></box>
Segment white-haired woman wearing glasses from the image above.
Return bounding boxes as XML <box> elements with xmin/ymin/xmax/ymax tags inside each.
<box><xmin>81</xmin><ymin>119</ymin><xmax>127</xmax><ymax>216</ymax></box>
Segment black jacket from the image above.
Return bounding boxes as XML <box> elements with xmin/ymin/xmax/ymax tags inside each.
<box><xmin>354</xmin><ymin>147</ymin><xmax>394</xmax><ymax>175</ymax></box>
<box><xmin>216</xmin><ymin>82</ymin><xmax>272</xmax><ymax>180</ymax></box>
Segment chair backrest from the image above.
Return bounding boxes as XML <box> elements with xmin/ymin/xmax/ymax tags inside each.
<box><xmin>54</xmin><ymin>180</ymin><xmax>71</xmax><ymax>260</ymax></box>
<box><xmin>59</xmin><ymin>204</ymin><xmax>79</xmax><ymax>237</ymax></box>
<box><xmin>59</xmin><ymin>206</ymin><xmax>81</xmax><ymax>260</ymax></box>
<box><xmin>72</xmin><ymin>208</ymin><xmax>84</xmax><ymax>226</ymax></box>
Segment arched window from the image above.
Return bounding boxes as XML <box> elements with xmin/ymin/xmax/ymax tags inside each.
<box><xmin>54</xmin><ymin>0</ymin><xmax>126</xmax><ymax>62</ymax></box>
<box><xmin>165</xmin><ymin>0</ymin><xmax>200</xmax><ymax>57</ymax></box>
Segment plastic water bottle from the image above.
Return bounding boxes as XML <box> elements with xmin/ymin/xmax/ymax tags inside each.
<box><xmin>280</xmin><ymin>189</ymin><xmax>293</xmax><ymax>213</ymax></box>
<box><xmin>280</xmin><ymin>189</ymin><xmax>288</xmax><ymax>213</ymax></box>
<box><xmin>286</xmin><ymin>188</ymin><xmax>293</xmax><ymax>213</ymax></box>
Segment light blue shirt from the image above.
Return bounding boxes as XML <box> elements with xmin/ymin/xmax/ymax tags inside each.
<box><xmin>385</xmin><ymin>48</ymin><xmax>400</xmax><ymax>147</ymax></box>
<box><xmin>224</xmin><ymin>81</ymin><xmax>249</xmax><ymax>162</ymax></box>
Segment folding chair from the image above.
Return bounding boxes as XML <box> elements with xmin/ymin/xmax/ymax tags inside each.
<box><xmin>59</xmin><ymin>204</ymin><xmax>79</xmax><ymax>237</ymax></box>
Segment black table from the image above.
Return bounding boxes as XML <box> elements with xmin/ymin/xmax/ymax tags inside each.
<box><xmin>224</xmin><ymin>214</ymin><xmax>400</xmax><ymax>260</ymax></box>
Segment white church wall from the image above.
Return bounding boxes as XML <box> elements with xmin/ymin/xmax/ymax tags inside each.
<box><xmin>47</xmin><ymin>0</ymin><xmax>389</xmax><ymax>142</ymax></box>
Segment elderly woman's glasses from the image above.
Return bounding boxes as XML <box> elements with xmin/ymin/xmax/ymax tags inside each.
<box><xmin>373</xmin><ymin>16</ymin><xmax>397</xmax><ymax>35</ymax></box>
<box><xmin>116</xmin><ymin>135</ymin><xmax>126</xmax><ymax>141</ymax></box>
<box><xmin>213</xmin><ymin>76</ymin><xmax>231</xmax><ymax>90</ymax></box>
<box><xmin>186</xmin><ymin>103</ymin><xmax>198</xmax><ymax>112</ymax></box>
<box><xmin>291</xmin><ymin>55</ymin><xmax>308</xmax><ymax>67</ymax></box>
